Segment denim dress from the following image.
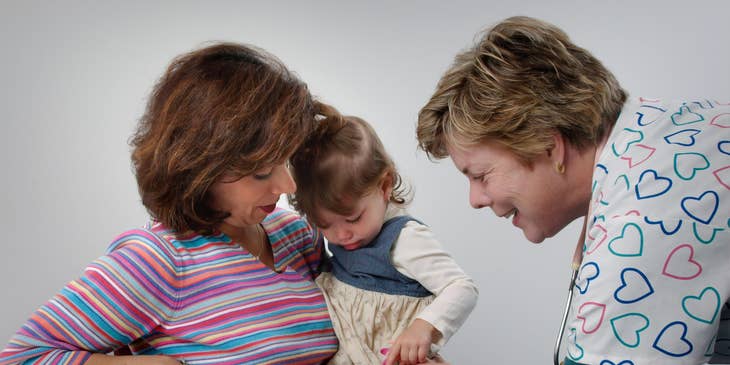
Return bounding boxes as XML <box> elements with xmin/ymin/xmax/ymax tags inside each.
<box><xmin>317</xmin><ymin>215</ymin><xmax>436</xmax><ymax>365</ymax></box>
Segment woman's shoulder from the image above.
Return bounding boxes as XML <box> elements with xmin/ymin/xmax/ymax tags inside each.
<box><xmin>106</xmin><ymin>221</ymin><xmax>216</xmax><ymax>259</ymax></box>
<box><xmin>107</xmin><ymin>223</ymin><xmax>169</xmax><ymax>252</ymax></box>
<box><xmin>263</xmin><ymin>207</ymin><xmax>312</xmax><ymax>235</ymax></box>
<box><xmin>263</xmin><ymin>207</ymin><xmax>317</xmax><ymax>249</ymax></box>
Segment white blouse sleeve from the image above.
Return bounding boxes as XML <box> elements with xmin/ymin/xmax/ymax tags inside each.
<box><xmin>391</xmin><ymin>220</ymin><xmax>479</xmax><ymax>345</ymax></box>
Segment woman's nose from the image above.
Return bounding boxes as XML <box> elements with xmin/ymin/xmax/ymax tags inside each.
<box><xmin>469</xmin><ymin>181</ymin><xmax>492</xmax><ymax>209</ymax></box>
<box><xmin>272</xmin><ymin>163</ymin><xmax>297</xmax><ymax>195</ymax></box>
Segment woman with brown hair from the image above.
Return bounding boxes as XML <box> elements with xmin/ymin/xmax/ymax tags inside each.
<box><xmin>417</xmin><ymin>16</ymin><xmax>730</xmax><ymax>365</ymax></box>
<box><xmin>0</xmin><ymin>43</ymin><xmax>337</xmax><ymax>364</ymax></box>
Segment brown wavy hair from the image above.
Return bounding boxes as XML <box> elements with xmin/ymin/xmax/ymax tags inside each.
<box><xmin>130</xmin><ymin>42</ymin><xmax>315</xmax><ymax>233</ymax></box>
<box><xmin>289</xmin><ymin>103</ymin><xmax>408</xmax><ymax>227</ymax></box>
<box><xmin>417</xmin><ymin>16</ymin><xmax>627</xmax><ymax>163</ymax></box>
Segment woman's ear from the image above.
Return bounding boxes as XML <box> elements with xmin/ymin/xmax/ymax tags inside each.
<box><xmin>547</xmin><ymin>132</ymin><xmax>567</xmax><ymax>165</ymax></box>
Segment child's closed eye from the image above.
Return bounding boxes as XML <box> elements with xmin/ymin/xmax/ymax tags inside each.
<box><xmin>346</xmin><ymin>214</ymin><xmax>362</xmax><ymax>223</ymax></box>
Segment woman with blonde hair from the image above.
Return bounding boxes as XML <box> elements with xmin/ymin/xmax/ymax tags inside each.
<box><xmin>418</xmin><ymin>16</ymin><xmax>730</xmax><ymax>365</ymax></box>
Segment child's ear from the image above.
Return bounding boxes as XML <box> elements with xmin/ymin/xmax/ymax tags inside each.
<box><xmin>380</xmin><ymin>172</ymin><xmax>394</xmax><ymax>200</ymax></box>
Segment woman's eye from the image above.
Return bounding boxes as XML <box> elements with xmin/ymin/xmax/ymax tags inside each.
<box><xmin>253</xmin><ymin>170</ymin><xmax>273</xmax><ymax>180</ymax></box>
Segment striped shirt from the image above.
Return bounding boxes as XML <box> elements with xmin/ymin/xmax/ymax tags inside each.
<box><xmin>0</xmin><ymin>208</ymin><xmax>337</xmax><ymax>364</ymax></box>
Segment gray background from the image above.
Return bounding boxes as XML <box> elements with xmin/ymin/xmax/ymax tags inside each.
<box><xmin>2</xmin><ymin>1</ymin><xmax>729</xmax><ymax>363</ymax></box>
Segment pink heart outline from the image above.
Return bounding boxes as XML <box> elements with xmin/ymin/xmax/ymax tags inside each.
<box><xmin>620</xmin><ymin>144</ymin><xmax>656</xmax><ymax>168</ymax></box>
<box><xmin>662</xmin><ymin>244</ymin><xmax>702</xmax><ymax>280</ymax></box>
<box><xmin>710</xmin><ymin>113</ymin><xmax>730</xmax><ymax>128</ymax></box>
<box><xmin>577</xmin><ymin>301</ymin><xmax>606</xmax><ymax>334</ymax></box>
<box><xmin>713</xmin><ymin>166</ymin><xmax>730</xmax><ymax>191</ymax></box>
<box><xmin>586</xmin><ymin>224</ymin><xmax>607</xmax><ymax>255</ymax></box>
<box><xmin>639</xmin><ymin>97</ymin><xmax>661</xmax><ymax>103</ymax></box>
<box><xmin>611</xmin><ymin>210</ymin><xmax>641</xmax><ymax>219</ymax></box>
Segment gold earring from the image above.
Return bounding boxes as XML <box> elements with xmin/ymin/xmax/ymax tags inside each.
<box><xmin>555</xmin><ymin>161</ymin><xmax>565</xmax><ymax>174</ymax></box>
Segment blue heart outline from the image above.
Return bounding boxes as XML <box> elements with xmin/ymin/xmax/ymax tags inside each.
<box><xmin>689</xmin><ymin>100</ymin><xmax>715</xmax><ymax>109</ymax></box>
<box><xmin>614</xmin><ymin>267</ymin><xmax>654</xmax><ymax>304</ymax></box>
<box><xmin>635</xmin><ymin>169</ymin><xmax>673</xmax><ymax>200</ymax></box>
<box><xmin>681</xmin><ymin>190</ymin><xmax>719</xmax><ymax>225</ymax></box>
<box><xmin>663</xmin><ymin>128</ymin><xmax>701</xmax><ymax>147</ymax></box>
<box><xmin>719</xmin><ymin>140</ymin><xmax>730</xmax><ymax>156</ymax></box>
<box><xmin>636</xmin><ymin>104</ymin><xmax>667</xmax><ymax>127</ymax></box>
<box><xmin>644</xmin><ymin>216</ymin><xmax>682</xmax><ymax>235</ymax></box>
<box><xmin>576</xmin><ymin>261</ymin><xmax>600</xmax><ymax>295</ymax></box>
<box><xmin>600</xmin><ymin>360</ymin><xmax>635</xmax><ymax>365</ymax></box>
<box><xmin>652</xmin><ymin>321</ymin><xmax>694</xmax><ymax>357</ymax></box>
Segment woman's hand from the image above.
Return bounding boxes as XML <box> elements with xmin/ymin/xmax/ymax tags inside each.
<box><xmin>384</xmin><ymin>319</ymin><xmax>441</xmax><ymax>365</ymax></box>
<box><xmin>87</xmin><ymin>353</ymin><xmax>185</xmax><ymax>365</ymax></box>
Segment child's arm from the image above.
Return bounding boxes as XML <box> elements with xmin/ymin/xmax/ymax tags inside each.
<box><xmin>385</xmin><ymin>221</ymin><xmax>478</xmax><ymax>364</ymax></box>
<box><xmin>385</xmin><ymin>318</ymin><xmax>442</xmax><ymax>365</ymax></box>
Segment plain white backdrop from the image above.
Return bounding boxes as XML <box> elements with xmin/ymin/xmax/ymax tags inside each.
<box><xmin>2</xmin><ymin>1</ymin><xmax>729</xmax><ymax>363</ymax></box>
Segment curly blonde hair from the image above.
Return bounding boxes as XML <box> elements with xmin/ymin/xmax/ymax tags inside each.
<box><xmin>417</xmin><ymin>16</ymin><xmax>626</xmax><ymax>163</ymax></box>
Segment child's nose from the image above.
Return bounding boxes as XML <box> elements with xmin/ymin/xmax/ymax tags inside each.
<box><xmin>337</xmin><ymin>228</ymin><xmax>353</xmax><ymax>242</ymax></box>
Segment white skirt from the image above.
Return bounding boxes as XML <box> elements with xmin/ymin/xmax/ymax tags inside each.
<box><xmin>316</xmin><ymin>272</ymin><xmax>435</xmax><ymax>365</ymax></box>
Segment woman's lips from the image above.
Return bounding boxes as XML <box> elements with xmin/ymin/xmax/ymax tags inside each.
<box><xmin>260</xmin><ymin>204</ymin><xmax>276</xmax><ymax>213</ymax></box>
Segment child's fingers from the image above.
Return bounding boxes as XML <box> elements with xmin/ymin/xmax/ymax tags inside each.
<box><xmin>417</xmin><ymin>344</ymin><xmax>429</xmax><ymax>363</ymax></box>
<box><xmin>403</xmin><ymin>344</ymin><xmax>419</xmax><ymax>364</ymax></box>
<box><xmin>384</xmin><ymin>343</ymin><xmax>400</xmax><ymax>365</ymax></box>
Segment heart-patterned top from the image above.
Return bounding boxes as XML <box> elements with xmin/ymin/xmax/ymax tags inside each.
<box><xmin>566</xmin><ymin>97</ymin><xmax>730</xmax><ymax>365</ymax></box>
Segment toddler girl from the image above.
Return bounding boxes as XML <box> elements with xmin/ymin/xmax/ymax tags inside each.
<box><xmin>290</xmin><ymin>104</ymin><xmax>478</xmax><ymax>365</ymax></box>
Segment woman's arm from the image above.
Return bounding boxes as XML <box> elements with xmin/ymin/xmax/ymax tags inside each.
<box><xmin>0</xmin><ymin>229</ymin><xmax>181</xmax><ymax>365</ymax></box>
<box><xmin>86</xmin><ymin>354</ymin><xmax>182</xmax><ymax>365</ymax></box>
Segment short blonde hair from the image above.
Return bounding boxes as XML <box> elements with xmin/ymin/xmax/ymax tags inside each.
<box><xmin>417</xmin><ymin>16</ymin><xmax>626</xmax><ymax>163</ymax></box>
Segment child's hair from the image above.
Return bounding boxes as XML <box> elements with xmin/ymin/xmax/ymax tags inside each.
<box><xmin>289</xmin><ymin>102</ymin><xmax>409</xmax><ymax>226</ymax></box>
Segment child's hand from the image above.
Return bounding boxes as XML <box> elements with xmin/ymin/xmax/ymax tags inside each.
<box><xmin>384</xmin><ymin>319</ymin><xmax>441</xmax><ymax>365</ymax></box>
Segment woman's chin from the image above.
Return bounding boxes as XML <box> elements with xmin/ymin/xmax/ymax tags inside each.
<box><xmin>522</xmin><ymin>228</ymin><xmax>547</xmax><ymax>244</ymax></box>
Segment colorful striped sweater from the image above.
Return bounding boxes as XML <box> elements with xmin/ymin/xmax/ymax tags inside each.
<box><xmin>0</xmin><ymin>208</ymin><xmax>337</xmax><ymax>364</ymax></box>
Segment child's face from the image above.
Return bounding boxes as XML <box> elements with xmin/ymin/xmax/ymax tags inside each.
<box><xmin>316</xmin><ymin>185</ymin><xmax>390</xmax><ymax>251</ymax></box>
